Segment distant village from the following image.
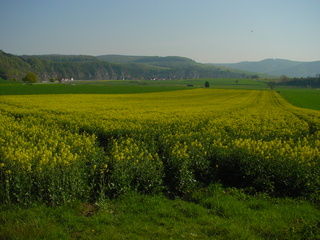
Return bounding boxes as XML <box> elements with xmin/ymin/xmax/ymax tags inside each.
<box><xmin>59</xmin><ymin>77</ymin><xmax>74</xmax><ymax>83</ymax></box>
<box><xmin>43</xmin><ymin>77</ymin><xmax>74</xmax><ymax>83</ymax></box>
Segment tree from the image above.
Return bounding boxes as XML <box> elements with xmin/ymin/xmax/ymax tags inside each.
<box><xmin>204</xmin><ymin>81</ymin><xmax>210</xmax><ymax>88</ymax></box>
<box><xmin>279</xmin><ymin>75</ymin><xmax>289</xmax><ymax>82</ymax></box>
<box><xmin>267</xmin><ymin>81</ymin><xmax>276</xmax><ymax>90</ymax></box>
<box><xmin>0</xmin><ymin>69</ymin><xmax>9</xmax><ymax>80</ymax></box>
<box><xmin>22</xmin><ymin>72</ymin><xmax>38</xmax><ymax>83</ymax></box>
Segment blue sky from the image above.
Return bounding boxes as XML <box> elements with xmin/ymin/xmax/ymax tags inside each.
<box><xmin>0</xmin><ymin>0</ymin><xmax>319</xmax><ymax>63</ymax></box>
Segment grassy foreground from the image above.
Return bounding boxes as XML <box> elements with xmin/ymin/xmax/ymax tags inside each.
<box><xmin>1</xmin><ymin>185</ymin><xmax>320</xmax><ymax>240</ymax></box>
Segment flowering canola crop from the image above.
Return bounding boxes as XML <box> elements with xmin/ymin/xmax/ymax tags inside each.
<box><xmin>0</xmin><ymin>89</ymin><xmax>319</xmax><ymax>204</ymax></box>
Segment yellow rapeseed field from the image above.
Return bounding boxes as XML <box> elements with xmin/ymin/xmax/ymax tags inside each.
<box><xmin>0</xmin><ymin>89</ymin><xmax>319</xmax><ymax>203</ymax></box>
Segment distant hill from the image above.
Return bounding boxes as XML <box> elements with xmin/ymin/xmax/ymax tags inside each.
<box><xmin>97</xmin><ymin>54</ymin><xmax>259</xmax><ymax>78</ymax></box>
<box><xmin>97</xmin><ymin>55</ymin><xmax>196</xmax><ymax>67</ymax></box>
<box><xmin>0</xmin><ymin>51</ymin><xmax>128</xmax><ymax>80</ymax></box>
<box><xmin>26</xmin><ymin>54</ymin><xmax>98</xmax><ymax>63</ymax></box>
<box><xmin>217</xmin><ymin>59</ymin><xmax>320</xmax><ymax>77</ymax></box>
<box><xmin>96</xmin><ymin>55</ymin><xmax>150</xmax><ymax>63</ymax></box>
<box><xmin>0</xmin><ymin>51</ymin><xmax>256</xmax><ymax>81</ymax></box>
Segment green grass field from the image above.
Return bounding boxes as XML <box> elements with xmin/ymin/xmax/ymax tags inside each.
<box><xmin>277</xmin><ymin>88</ymin><xmax>320</xmax><ymax>110</ymax></box>
<box><xmin>0</xmin><ymin>83</ymin><xmax>188</xmax><ymax>95</ymax></box>
<box><xmin>75</xmin><ymin>78</ymin><xmax>267</xmax><ymax>87</ymax></box>
<box><xmin>0</xmin><ymin>78</ymin><xmax>268</xmax><ymax>95</ymax></box>
<box><xmin>1</xmin><ymin>185</ymin><xmax>319</xmax><ymax>240</ymax></box>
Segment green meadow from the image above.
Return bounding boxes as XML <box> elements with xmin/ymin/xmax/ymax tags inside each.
<box><xmin>0</xmin><ymin>78</ymin><xmax>268</xmax><ymax>95</ymax></box>
<box><xmin>1</xmin><ymin>185</ymin><xmax>319</xmax><ymax>240</ymax></box>
<box><xmin>277</xmin><ymin>88</ymin><xmax>320</xmax><ymax>110</ymax></box>
<box><xmin>0</xmin><ymin>82</ymin><xmax>186</xmax><ymax>95</ymax></box>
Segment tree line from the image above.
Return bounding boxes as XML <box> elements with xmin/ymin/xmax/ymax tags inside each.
<box><xmin>276</xmin><ymin>75</ymin><xmax>320</xmax><ymax>88</ymax></box>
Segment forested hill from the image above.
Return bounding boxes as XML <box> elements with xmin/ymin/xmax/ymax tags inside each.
<box><xmin>0</xmin><ymin>50</ymin><xmax>254</xmax><ymax>81</ymax></box>
<box><xmin>97</xmin><ymin>55</ymin><xmax>196</xmax><ymax>66</ymax></box>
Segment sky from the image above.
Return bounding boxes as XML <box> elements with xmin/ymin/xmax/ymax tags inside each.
<box><xmin>0</xmin><ymin>0</ymin><xmax>319</xmax><ymax>63</ymax></box>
